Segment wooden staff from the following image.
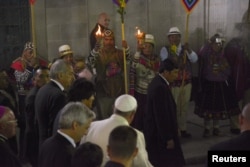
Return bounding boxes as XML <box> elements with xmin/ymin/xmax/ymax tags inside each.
<box><xmin>179</xmin><ymin>0</ymin><xmax>200</xmax><ymax>114</ymax></box>
<box><xmin>179</xmin><ymin>13</ymin><xmax>190</xmax><ymax>115</ymax></box>
<box><xmin>119</xmin><ymin>0</ymin><xmax>128</xmax><ymax>93</ymax></box>
<box><xmin>30</xmin><ymin>1</ymin><xmax>37</xmax><ymax>58</ymax></box>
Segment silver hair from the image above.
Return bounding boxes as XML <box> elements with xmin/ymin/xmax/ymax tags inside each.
<box><xmin>49</xmin><ymin>59</ymin><xmax>69</xmax><ymax>79</ymax></box>
<box><xmin>242</xmin><ymin>103</ymin><xmax>250</xmax><ymax>122</ymax></box>
<box><xmin>58</xmin><ymin>102</ymin><xmax>96</xmax><ymax>129</ymax></box>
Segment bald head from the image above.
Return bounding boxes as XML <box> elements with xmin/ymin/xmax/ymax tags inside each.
<box><xmin>238</xmin><ymin>103</ymin><xmax>250</xmax><ymax>133</ymax></box>
<box><xmin>0</xmin><ymin>106</ymin><xmax>17</xmax><ymax>138</ymax></box>
<box><xmin>242</xmin><ymin>103</ymin><xmax>250</xmax><ymax>123</ymax></box>
<box><xmin>98</xmin><ymin>12</ymin><xmax>110</xmax><ymax>28</ymax></box>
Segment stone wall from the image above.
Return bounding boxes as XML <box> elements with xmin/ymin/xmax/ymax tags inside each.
<box><xmin>29</xmin><ymin>0</ymin><xmax>250</xmax><ymax>65</ymax></box>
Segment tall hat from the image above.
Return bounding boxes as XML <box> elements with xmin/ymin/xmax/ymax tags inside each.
<box><xmin>58</xmin><ymin>44</ymin><xmax>73</xmax><ymax>57</ymax></box>
<box><xmin>209</xmin><ymin>33</ymin><xmax>225</xmax><ymax>44</ymax></box>
<box><xmin>24</xmin><ymin>42</ymin><xmax>34</xmax><ymax>51</ymax></box>
<box><xmin>103</xmin><ymin>29</ymin><xmax>115</xmax><ymax>38</ymax></box>
<box><xmin>167</xmin><ymin>27</ymin><xmax>181</xmax><ymax>36</ymax></box>
<box><xmin>144</xmin><ymin>34</ymin><xmax>155</xmax><ymax>46</ymax></box>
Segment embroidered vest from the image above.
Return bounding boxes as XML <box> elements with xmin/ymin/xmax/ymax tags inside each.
<box><xmin>165</xmin><ymin>45</ymin><xmax>192</xmax><ymax>85</ymax></box>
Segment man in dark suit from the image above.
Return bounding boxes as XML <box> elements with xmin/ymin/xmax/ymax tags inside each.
<box><xmin>144</xmin><ymin>59</ymin><xmax>185</xmax><ymax>167</ymax></box>
<box><xmin>53</xmin><ymin>78</ymin><xmax>96</xmax><ymax>134</ymax></box>
<box><xmin>0</xmin><ymin>105</ymin><xmax>22</xmax><ymax>167</ymax></box>
<box><xmin>35</xmin><ymin>59</ymin><xmax>75</xmax><ymax>147</ymax></box>
<box><xmin>210</xmin><ymin>103</ymin><xmax>250</xmax><ymax>151</ymax></box>
<box><xmin>24</xmin><ymin>67</ymin><xmax>49</xmax><ymax>167</ymax></box>
<box><xmin>38</xmin><ymin>102</ymin><xmax>95</xmax><ymax>167</ymax></box>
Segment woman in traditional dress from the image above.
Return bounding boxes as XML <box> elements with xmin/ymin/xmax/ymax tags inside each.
<box><xmin>194</xmin><ymin>34</ymin><xmax>241</xmax><ymax>137</ymax></box>
<box><xmin>130</xmin><ymin>34</ymin><xmax>160</xmax><ymax>131</ymax></box>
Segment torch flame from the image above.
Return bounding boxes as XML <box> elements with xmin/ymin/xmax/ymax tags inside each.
<box><xmin>137</xmin><ymin>29</ymin><xmax>141</xmax><ymax>36</ymax></box>
<box><xmin>136</xmin><ymin>29</ymin><xmax>143</xmax><ymax>38</ymax></box>
<box><xmin>96</xmin><ymin>25</ymin><xmax>102</xmax><ymax>36</ymax></box>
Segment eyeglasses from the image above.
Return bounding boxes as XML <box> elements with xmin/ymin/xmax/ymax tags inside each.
<box><xmin>6</xmin><ymin>119</ymin><xmax>18</xmax><ymax>124</ymax></box>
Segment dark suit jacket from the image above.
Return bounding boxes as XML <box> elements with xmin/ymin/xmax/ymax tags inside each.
<box><xmin>0</xmin><ymin>135</ymin><xmax>22</xmax><ymax>167</ymax></box>
<box><xmin>210</xmin><ymin>130</ymin><xmax>250</xmax><ymax>151</ymax></box>
<box><xmin>143</xmin><ymin>74</ymin><xmax>185</xmax><ymax>167</ymax></box>
<box><xmin>38</xmin><ymin>133</ymin><xmax>75</xmax><ymax>167</ymax></box>
<box><xmin>35</xmin><ymin>81</ymin><xmax>67</xmax><ymax>146</ymax></box>
<box><xmin>25</xmin><ymin>86</ymin><xmax>39</xmax><ymax>133</ymax></box>
<box><xmin>24</xmin><ymin>86</ymin><xmax>40</xmax><ymax>166</ymax></box>
<box><xmin>104</xmin><ymin>161</ymin><xmax>125</xmax><ymax>167</ymax></box>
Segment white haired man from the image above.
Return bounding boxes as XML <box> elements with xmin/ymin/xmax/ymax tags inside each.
<box><xmin>38</xmin><ymin>102</ymin><xmax>95</xmax><ymax>167</ymax></box>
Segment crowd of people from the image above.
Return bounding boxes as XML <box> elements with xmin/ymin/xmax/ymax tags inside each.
<box><xmin>0</xmin><ymin>11</ymin><xmax>250</xmax><ymax>167</ymax></box>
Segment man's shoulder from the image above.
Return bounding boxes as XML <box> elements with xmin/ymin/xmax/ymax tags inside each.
<box><xmin>38</xmin><ymin>82</ymin><xmax>61</xmax><ymax>93</ymax></box>
<box><xmin>133</xmin><ymin>127</ymin><xmax>143</xmax><ymax>135</ymax></box>
<box><xmin>149</xmin><ymin>75</ymin><xmax>165</xmax><ymax>87</ymax></box>
<box><xmin>26</xmin><ymin>87</ymin><xmax>38</xmax><ymax>101</ymax></box>
<box><xmin>89</xmin><ymin>117</ymin><xmax>128</xmax><ymax>134</ymax></box>
<box><xmin>84</xmin><ymin>119</ymin><xmax>114</xmax><ymax>142</ymax></box>
<box><xmin>104</xmin><ymin>161</ymin><xmax>125</xmax><ymax>167</ymax></box>
<box><xmin>41</xmin><ymin>135</ymin><xmax>60</xmax><ymax>150</ymax></box>
<box><xmin>210</xmin><ymin>133</ymin><xmax>250</xmax><ymax>151</ymax></box>
<box><xmin>36</xmin><ymin>82</ymin><xmax>64</xmax><ymax>102</ymax></box>
<box><xmin>92</xmin><ymin>117</ymin><xmax>121</xmax><ymax>127</ymax></box>
<box><xmin>27</xmin><ymin>86</ymin><xmax>39</xmax><ymax>96</ymax></box>
<box><xmin>40</xmin><ymin>134</ymin><xmax>74</xmax><ymax>166</ymax></box>
<box><xmin>88</xmin><ymin>119</ymin><xmax>110</xmax><ymax>131</ymax></box>
<box><xmin>210</xmin><ymin>139</ymin><xmax>233</xmax><ymax>151</ymax></box>
<box><xmin>42</xmin><ymin>133</ymin><xmax>71</xmax><ymax>149</ymax></box>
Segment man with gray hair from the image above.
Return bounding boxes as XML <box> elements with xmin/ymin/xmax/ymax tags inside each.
<box><xmin>81</xmin><ymin>94</ymin><xmax>153</xmax><ymax>167</ymax></box>
<box><xmin>35</xmin><ymin>59</ymin><xmax>75</xmax><ymax>147</ymax></box>
<box><xmin>38</xmin><ymin>102</ymin><xmax>95</xmax><ymax>167</ymax></box>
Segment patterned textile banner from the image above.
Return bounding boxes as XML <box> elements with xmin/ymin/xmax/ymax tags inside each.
<box><xmin>112</xmin><ymin>0</ymin><xmax>129</xmax><ymax>7</ymax></box>
<box><xmin>181</xmin><ymin>0</ymin><xmax>199</xmax><ymax>13</ymax></box>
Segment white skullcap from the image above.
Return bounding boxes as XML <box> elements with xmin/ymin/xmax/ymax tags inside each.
<box><xmin>114</xmin><ymin>94</ymin><xmax>137</xmax><ymax>112</ymax></box>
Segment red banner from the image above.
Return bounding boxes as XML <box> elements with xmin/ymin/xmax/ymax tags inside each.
<box><xmin>29</xmin><ymin>0</ymin><xmax>36</xmax><ymax>5</ymax></box>
<box><xmin>181</xmin><ymin>0</ymin><xmax>199</xmax><ymax>13</ymax></box>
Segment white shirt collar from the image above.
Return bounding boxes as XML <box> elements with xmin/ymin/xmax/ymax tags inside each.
<box><xmin>50</xmin><ymin>79</ymin><xmax>64</xmax><ymax>91</ymax></box>
<box><xmin>159</xmin><ymin>73</ymin><xmax>170</xmax><ymax>85</ymax></box>
<box><xmin>57</xmin><ymin>130</ymin><xmax>76</xmax><ymax>148</ymax></box>
<box><xmin>176</xmin><ymin>43</ymin><xmax>182</xmax><ymax>55</ymax></box>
